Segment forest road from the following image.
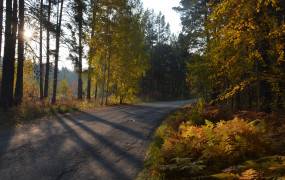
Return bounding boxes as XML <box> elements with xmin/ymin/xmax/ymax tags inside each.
<box><xmin>0</xmin><ymin>100</ymin><xmax>192</xmax><ymax>180</ymax></box>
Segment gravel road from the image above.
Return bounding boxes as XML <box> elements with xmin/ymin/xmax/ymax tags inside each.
<box><xmin>0</xmin><ymin>100</ymin><xmax>192</xmax><ymax>180</ymax></box>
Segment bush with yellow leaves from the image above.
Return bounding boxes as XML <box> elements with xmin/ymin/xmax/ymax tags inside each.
<box><xmin>142</xmin><ymin>108</ymin><xmax>269</xmax><ymax>179</ymax></box>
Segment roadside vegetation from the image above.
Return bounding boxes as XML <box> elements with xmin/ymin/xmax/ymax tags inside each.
<box><xmin>138</xmin><ymin>0</ymin><xmax>285</xmax><ymax>178</ymax></box>
<box><xmin>0</xmin><ymin>99</ymin><xmax>96</xmax><ymax>129</ymax></box>
<box><xmin>139</xmin><ymin>100</ymin><xmax>285</xmax><ymax>179</ymax></box>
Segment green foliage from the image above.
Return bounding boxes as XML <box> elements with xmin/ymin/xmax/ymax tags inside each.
<box><xmin>187</xmin><ymin>98</ymin><xmax>205</xmax><ymax>125</ymax></box>
<box><xmin>187</xmin><ymin>54</ymin><xmax>212</xmax><ymax>100</ymax></box>
<box><xmin>89</xmin><ymin>0</ymin><xmax>148</xmax><ymax>104</ymax></box>
<box><xmin>141</xmin><ymin>42</ymin><xmax>190</xmax><ymax>100</ymax></box>
<box><xmin>174</xmin><ymin>0</ymin><xmax>209</xmax><ymax>52</ymax></box>
<box><xmin>58</xmin><ymin>79</ymin><xmax>71</xmax><ymax>98</ymax></box>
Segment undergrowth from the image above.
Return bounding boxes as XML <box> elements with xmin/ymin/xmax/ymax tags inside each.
<box><xmin>138</xmin><ymin>99</ymin><xmax>285</xmax><ymax>179</ymax></box>
<box><xmin>0</xmin><ymin>99</ymin><xmax>97</xmax><ymax>129</ymax></box>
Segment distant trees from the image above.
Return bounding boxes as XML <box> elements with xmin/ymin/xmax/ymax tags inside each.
<box><xmin>140</xmin><ymin>10</ymin><xmax>190</xmax><ymax>100</ymax></box>
<box><xmin>174</xmin><ymin>0</ymin><xmax>209</xmax><ymax>52</ymax></box>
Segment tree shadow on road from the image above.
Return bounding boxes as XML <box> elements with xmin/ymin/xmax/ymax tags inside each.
<box><xmin>55</xmin><ymin>113</ymin><xmax>142</xmax><ymax>180</ymax></box>
<box><xmin>70</xmin><ymin>111</ymin><xmax>148</xmax><ymax>140</ymax></box>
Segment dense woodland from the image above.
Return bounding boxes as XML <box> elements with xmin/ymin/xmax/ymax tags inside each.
<box><xmin>0</xmin><ymin>0</ymin><xmax>190</xmax><ymax>110</ymax></box>
<box><xmin>0</xmin><ymin>0</ymin><xmax>284</xmax><ymax>112</ymax></box>
<box><xmin>179</xmin><ymin>0</ymin><xmax>285</xmax><ymax>112</ymax></box>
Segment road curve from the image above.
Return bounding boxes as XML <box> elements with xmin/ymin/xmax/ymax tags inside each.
<box><xmin>0</xmin><ymin>100</ymin><xmax>192</xmax><ymax>180</ymax></box>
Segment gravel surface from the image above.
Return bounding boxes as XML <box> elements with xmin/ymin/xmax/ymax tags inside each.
<box><xmin>0</xmin><ymin>100</ymin><xmax>192</xmax><ymax>180</ymax></box>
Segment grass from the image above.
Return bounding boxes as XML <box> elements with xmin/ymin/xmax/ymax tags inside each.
<box><xmin>138</xmin><ymin>101</ymin><xmax>285</xmax><ymax>179</ymax></box>
<box><xmin>0</xmin><ymin>99</ymin><xmax>98</xmax><ymax>130</ymax></box>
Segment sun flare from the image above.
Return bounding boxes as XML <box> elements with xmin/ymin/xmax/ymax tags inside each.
<box><xmin>23</xmin><ymin>29</ymin><xmax>33</xmax><ymax>40</ymax></box>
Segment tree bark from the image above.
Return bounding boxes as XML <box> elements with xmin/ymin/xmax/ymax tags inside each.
<box><xmin>52</xmin><ymin>0</ymin><xmax>64</xmax><ymax>104</ymax></box>
<box><xmin>105</xmin><ymin>7</ymin><xmax>111</xmax><ymax>105</ymax></box>
<box><xmin>76</xmin><ymin>0</ymin><xmax>84</xmax><ymax>100</ymax></box>
<box><xmin>0</xmin><ymin>0</ymin><xmax>3</xmax><ymax>58</ymax></box>
<box><xmin>94</xmin><ymin>82</ymin><xmax>98</xmax><ymax>100</ymax></box>
<box><xmin>105</xmin><ymin>50</ymin><xmax>111</xmax><ymax>105</ymax></box>
<box><xmin>0</xmin><ymin>0</ymin><xmax>17</xmax><ymax>109</ymax></box>
<box><xmin>39</xmin><ymin>0</ymin><xmax>44</xmax><ymax>99</ymax></box>
<box><xmin>87</xmin><ymin>67</ymin><xmax>91</xmax><ymax>100</ymax></box>
<box><xmin>44</xmin><ymin>0</ymin><xmax>52</xmax><ymax>98</ymax></box>
<box><xmin>15</xmin><ymin>0</ymin><xmax>25</xmax><ymax>105</ymax></box>
<box><xmin>101</xmin><ymin>54</ymin><xmax>107</xmax><ymax>105</ymax></box>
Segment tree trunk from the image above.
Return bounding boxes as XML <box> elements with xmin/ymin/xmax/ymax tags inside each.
<box><xmin>52</xmin><ymin>0</ymin><xmax>64</xmax><ymax>104</ymax></box>
<box><xmin>105</xmin><ymin>50</ymin><xmax>111</xmax><ymax>105</ymax></box>
<box><xmin>87</xmin><ymin>66</ymin><xmax>91</xmax><ymax>100</ymax></box>
<box><xmin>15</xmin><ymin>0</ymin><xmax>25</xmax><ymax>105</ymax></box>
<box><xmin>77</xmin><ymin>2</ymin><xmax>83</xmax><ymax>100</ymax></box>
<box><xmin>235</xmin><ymin>92</ymin><xmax>241</xmax><ymax>110</ymax></box>
<box><xmin>105</xmin><ymin>8</ymin><xmax>111</xmax><ymax>105</ymax></box>
<box><xmin>248</xmin><ymin>88</ymin><xmax>252</xmax><ymax>109</ymax></box>
<box><xmin>0</xmin><ymin>0</ymin><xmax>3</xmax><ymax>58</ymax></box>
<box><xmin>0</xmin><ymin>0</ymin><xmax>17</xmax><ymax>109</ymax></box>
<box><xmin>44</xmin><ymin>0</ymin><xmax>52</xmax><ymax>98</ymax></box>
<box><xmin>87</xmin><ymin>0</ymin><xmax>97</xmax><ymax>101</ymax></box>
<box><xmin>39</xmin><ymin>0</ymin><xmax>44</xmax><ymax>99</ymax></box>
<box><xmin>101</xmin><ymin>54</ymin><xmax>107</xmax><ymax>105</ymax></box>
<box><xmin>94</xmin><ymin>82</ymin><xmax>98</xmax><ymax>101</ymax></box>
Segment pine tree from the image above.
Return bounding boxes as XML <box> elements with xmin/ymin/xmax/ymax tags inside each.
<box><xmin>52</xmin><ymin>0</ymin><xmax>64</xmax><ymax>104</ymax></box>
<box><xmin>15</xmin><ymin>0</ymin><xmax>25</xmax><ymax>105</ymax></box>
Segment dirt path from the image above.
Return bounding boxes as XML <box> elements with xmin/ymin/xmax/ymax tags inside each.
<box><xmin>0</xmin><ymin>100</ymin><xmax>192</xmax><ymax>180</ymax></box>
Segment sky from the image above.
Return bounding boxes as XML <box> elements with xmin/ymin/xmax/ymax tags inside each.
<box><xmin>142</xmin><ymin>0</ymin><xmax>182</xmax><ymax>34</ymax></box>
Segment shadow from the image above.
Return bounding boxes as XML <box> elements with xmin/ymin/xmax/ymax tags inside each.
<box><xmin>63</xmin><ymin>114</ymin><xmax>143</xmax><ymax>166</ymax></box>
<box><xmin>81</xmin><ymin>104</ymin><xmax>173</xmax><ymax>125</ymax></box>
<box><xmin>55</xmin><ymin>114</ymin><xmax>139</xmax><ymax>180</ymax></box>
<box><xmin>72</xmin><ymin>111</ymin><xmax>148</xmax><ymax>141</ymax></box>
<box><xmin>0</xmin><ymin>111</ymin><xmax>17</xmax><ymax>162</ymax></box>
<box><xmin>0</xmin><ymin>129</ymin><xmax>15</xmax><ymax>158</ymax></box>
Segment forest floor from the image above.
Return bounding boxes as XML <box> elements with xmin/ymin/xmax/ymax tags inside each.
<box><xmin>0</xmin><ymin>100</ymin><xmax>192</xmax><ymax>180</ymax></box>
<box><xmin>139</xmin><ymin>102</ymin><xmax>285</xmax><ymax>179</ymax></box>
<box><xmin>0</xmin><ymin>100</ymin><xmax>99</xmax><ymax>130</ymax></box>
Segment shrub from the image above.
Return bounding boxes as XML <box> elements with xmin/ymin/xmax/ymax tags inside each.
<box><xmin>187</xmin><ymin>98</ymin><xmax>205</xmax><ymax>125</ymax></box>
<box><xmin>144</xmin><ymin>116</ymin><xmax>268</xmax><ymax>179</ymax></box>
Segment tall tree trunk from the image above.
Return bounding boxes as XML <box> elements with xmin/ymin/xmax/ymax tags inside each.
<box><xmin>51</xmin><ymin>0</ymin><xmax>64</xmax><ymax>104</ymax></box>
<box><xmin>104</xmin><ymin>7</ymin><xmax>111</xmax><ymax>105</ymax></box>
<box><xmin>94</xmin><ymin>82</ymin><xmax>98</xmax><ymax>101</ymax></box>
<box><xmin>105</xmin><ymin>50</ymin><xmax>111</xmax><ymax>105</ymax></box>
<box><xmin>15</xmin><ymin>0</ymin><xmax>25</xmax><ymax>105</ymax></box>
<box><xmin>0</xmin><ymin>0</ymin><xmax>3</xmax><ymax>105</ymax></box>
<box><xmin>87</xmin><ymin>0</ymin><xmax>97</xmax><ymax>101</ymax></box>
<box><xmin>44</xmin><ymin>0</ymin><xmax>52</xmax><ymax>98</ymax></box>
<box><xmin>87</xmin><ymin>66</ymin><xmax>91</xmax><ymax>100</ymax></box>
<box><xmin>39</xmin><ymin>0</ymin><xmax>44</xmax><ymax>99</ymax></box>
<box><xmin>101</xmin><ymin>55</ymin><xmax>107</xmax><ymax>105</ymax></box>
<box><xmin>0</xmin><ymin>0</ymin><xmax>3</xmax><ymax>58</ymax></box>
<box><xmin>0</xmin><ymin>0</ymin><xmax>17</xmax><ymax>109</ymax></box>
<box><xmin>77</xmin><ymin>4</ymin><xmax>83</xmax><ymax>100</ymax></box>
